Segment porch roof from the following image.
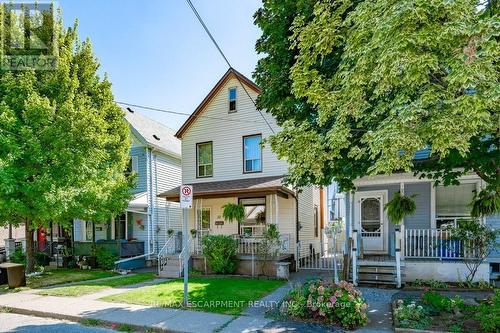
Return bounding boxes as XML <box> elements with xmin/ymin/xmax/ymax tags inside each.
<box><xmin>158</xmin><ymin>175</ymin><xmax>295</xmax><ymax>201</ymax></box>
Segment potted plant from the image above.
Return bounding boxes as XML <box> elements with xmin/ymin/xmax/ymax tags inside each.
<box><xmin>190</xmin><ymin>229</ymin><xmax>198</xmax><ymax>238</ymax></box>
<box><xmin>222</xmin><ymin>203</ymin><xmax>245</xmax><ymax>223</ymax></box>
<box><xmin>256</xmin><ymin>211</ymin><xmax>266</xmax><ymax>224</ymax></box>
<box><xmin>384</xmin><ymin>192</ymin><xmax>417</xmax><ymax>228</ymax></box>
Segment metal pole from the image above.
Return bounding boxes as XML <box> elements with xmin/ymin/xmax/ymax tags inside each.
<box><xmin>183</xmin><ymin>207</ymin><xmax>189</xmax><ymax>307</ymax></box>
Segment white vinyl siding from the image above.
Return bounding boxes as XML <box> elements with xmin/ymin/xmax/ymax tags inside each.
<box><xmin>181</xmin><ymin>77</ymin><xmax>286</xmax><ymax>184</ymax></box>
<box><xmin>298</xmin><ymin>186</ymin><xmax>322</xmax><ymax>257</ymax></box>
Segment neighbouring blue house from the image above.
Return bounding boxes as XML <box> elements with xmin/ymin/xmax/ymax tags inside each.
<box><xmin>72</xmin><ymin>106</ymin><xmax>182</xmax><ymax>268</ymax></box>
<box><xmin>331</xmin><ymin>149</ymin><xmax>500</xmax><ymax>286</ymax></box>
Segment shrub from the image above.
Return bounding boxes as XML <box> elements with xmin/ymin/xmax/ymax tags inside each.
<box><xmin>35</xmin><ymin>252</ymin><xmax>51</xmax><ymax>266</ymax></box>
<box><xmin>201</xmin><ymin>235</ymin><xmax>238</xmax><ymax>274</ymax></box>
<box><xmin>422</xmin><ymin>291</ymin><xmax>464</xmax><ymax>313</ymax></box>
<box><xmin>9</xmin><ymin>247</ymin><xmax>26</xmax><ymax>265</ymax></box>
<box><xmin>394</xmin><ymin>299</ymin><xmax>430</xmax><ymax>329</ymax></box>
<box><xmin>475</xmin><ymin>289</ymin><xmax>500</xmax><ymax>333</ymax></box>
<box><xmin>95</xmin><ymin>248</ymin><xmax>118</xmax><ymax>270</ymax></box>
<box><xmin>282</xmin><ymin>280</ymin><xmax>367</xmax><ymax>329</ymax></box>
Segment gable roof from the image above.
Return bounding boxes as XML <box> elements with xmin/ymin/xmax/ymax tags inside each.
<box><xmin>123</xmin><ymin>106</ymin><xmax>181</xmax><ymax>158</ymax></box>
<box><xmin>175</xmin><ymin>68</ymin><xmax>261</xmax><ymax>139</ymax></box>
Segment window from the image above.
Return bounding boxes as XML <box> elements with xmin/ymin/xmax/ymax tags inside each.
<box><xmin>436</xmin><ymin>183</ymin><xmax>476</xmax><ymax>228</ymax></box>
<box><xmin>228</xmin><ymin>87</ymin><xmax>237</xmax><ymax>112</ymax></box>
<box><xmin>125</xmin><ymin>156</ymin><xmax>138</xmax><ymax>176</ymax></box>
<box><xmin>243</xmin><ymin>134</ymin><xmax>262</xmax><ymax>173</ymax></box>
<box><xmin>115</xmin><ymin>213</ymin><xmax>127</xmax><ymax>240</ymax></box>
<box><xmin>196</xmin><ymin>208</ymin><xmax>211</xmax><ymax>231</ymax></box>
<box><xmin>239</xmin><ymin>198</ymin><xmax>266</xmax><ymax>236</ymax></box>
<box><xmin>197</xmin><ymin>142</ymin><xmax>213</xmax><ymax>178</ymax></box>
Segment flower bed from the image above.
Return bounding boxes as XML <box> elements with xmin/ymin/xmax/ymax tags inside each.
<box><xmin>393</xmin><ymin>290</ymin><xmax>500</xmax><ymax>332</ymax></box>
<box><xmin>279</xmin><ymin>280</ymin><xmax>368</xmax><ymax>330</ymax></box>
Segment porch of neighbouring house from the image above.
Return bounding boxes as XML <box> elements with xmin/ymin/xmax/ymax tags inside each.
<box><xmin>342</xmin><ymin>174</ymin><xmax>496</xmax><ymax>286</ymax></box>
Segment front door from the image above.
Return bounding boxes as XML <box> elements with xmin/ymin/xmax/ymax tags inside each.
<box><xmin>354</xmin><ymin>191</ymin><xmax>388</xmax><ymax>254</ymax></box>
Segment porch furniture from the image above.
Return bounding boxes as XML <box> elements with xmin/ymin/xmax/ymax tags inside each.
<box><xmin>0</xmin><ymin>263</ymin><xmax>26</xmax><ymax>288</ymax></box>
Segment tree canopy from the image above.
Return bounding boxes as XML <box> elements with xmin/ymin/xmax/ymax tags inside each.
<box><xmin>255</xmin><ymin>0</ymin><xmax>499</xmax><ymax>198</ymax></box>
<box><xmin>0</xmin><ymin>8</ymin><xmax>133</xmax><ymax>270</ymax></box>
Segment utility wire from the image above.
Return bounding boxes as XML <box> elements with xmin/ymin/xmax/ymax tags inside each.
<box><xmin>116</xmin><ymin>101</ymin><xmax>272</xmax><ymax>126</ymax></box>
<box><xmin>184</xmin><ymin>0</ymin><xmax>276</xmax><ymax>134</ymax></box>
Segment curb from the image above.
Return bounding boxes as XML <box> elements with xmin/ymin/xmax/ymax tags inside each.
<box><xmin>1</xmin><ymin>306</ymin><xmax>183</xmax><ymax>333</ymax></box>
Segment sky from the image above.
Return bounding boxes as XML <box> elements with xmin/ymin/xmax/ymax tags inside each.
<box><xmin>59</xmin><ymin>0</ymin><xmax>262</xmax><ymax>131</ymax></box>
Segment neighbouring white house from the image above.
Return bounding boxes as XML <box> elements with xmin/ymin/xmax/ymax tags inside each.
<box><xmin>338</xmin><ymin>163</ymin><xmax>500</xmax><ymax>285</ymax></box>
<box><xmin>158</xmin><ymin>68</ymin><xmax>326</xmax><ymax>277</ymax></box>
<box><xmin>72</xmin><ymin>106</ymin><xmax>182</xmax><ymax>269</ymax></box>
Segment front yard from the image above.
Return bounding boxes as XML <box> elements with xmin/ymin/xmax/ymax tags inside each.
<box><xmin>1</xmin><ymin>268</ymin><xmax>118</xmax><ymax>292</ymax></box>
<box><xmin>100</xmin><ymin>277</ymin><xmax>286</xmax><ymax>315</ymax></box>
<box><xmin>393</xmin><ymin>289</ymin><xmax>500</xmax><ymax>332</ymax></box>
<box><xmin>37</xmin><ymin>272</ymin><xmax>155</xmax><ymax>297</ymax></box>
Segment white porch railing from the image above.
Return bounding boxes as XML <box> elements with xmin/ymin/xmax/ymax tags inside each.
<box><xmin>232</xmin><ymin>234</ymin><xmax>291</xmax><ymax>255</ymax></box>
<box><xmin>157</xmin><ymin>235</ymin><xmax>177</xmax><ymax>275</ymax></box>
<box><xmin>404</xmin><ymin>228</ymin><xmax>474</xmax><ymax>259</ymax></box>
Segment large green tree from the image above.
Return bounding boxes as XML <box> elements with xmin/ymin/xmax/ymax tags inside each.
<box><xmin>0</xmin><ymin>8</ymin><xmax>132</xmax><ymax>271</ymax></box>
<box><xmin>255</xmin><ymin>0</ymin><xmax>499</xmax><ymax>203</ymax></box>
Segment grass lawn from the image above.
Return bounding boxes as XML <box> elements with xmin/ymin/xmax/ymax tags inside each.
<box><xmin>100</xmin><ymin>277</ymin><xmax>286</xmax><ymax>315</ymax></box>
<box><xmin>0</xmin><ymin>268</ymin><xmax>118</xmax><ymax>294</ymax></box>
<box><xmin>38</xmin><ymin>272</ymin><xmax>156</xmax><ymax>297</ymax></box>
<box><xmin>27</xmin><ymin>268</ymin><xmax>118</xmax><ymax>289</ymax></box>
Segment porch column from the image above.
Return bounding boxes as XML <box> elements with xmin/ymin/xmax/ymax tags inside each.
<box><xmin>399</xmin><ymin>183</ymin><xmax>405</xmax><ymax>259</ymax></box>
<box><xmin>4</xmin><ymin>238</ymin><xmax>16</xmax><ymax>260</ymax></box>
<box><xmin>274</xmin><ymin>194</ymin><xmax>279</xmax><ymax>227</ymax></box>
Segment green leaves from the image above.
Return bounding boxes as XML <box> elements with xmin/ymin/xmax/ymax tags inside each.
<box><xmin>222</xmin><ymin>203</ymin><xmax>245</xmax><ymax>223</ymax></box>
<box><xmin>0</xmin><ymin>12</ymin><xmax>132</xmax><ymax>228</ymax></box>
<box><xmin>255</xmin><ymin>0</ymin><xmax>499</xmax><ymax>198</ymax></box>
<box><xmin>384</xmin><ymin>192</ymin><xmax>417</xmax><ymax>225</ymax></box>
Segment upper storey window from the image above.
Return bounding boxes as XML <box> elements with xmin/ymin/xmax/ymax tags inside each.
<box><xmin>228</xmin><ymin>87</ymin><xmax>237</xmax><ymax>112</ymax></box>
<box><xmin>243</xmin><ymin>134</ymin><xmax>262</xmax><ymax>173</ymax></box>
<box><xmin>197</xmin><ymin>142</ymin><xmax>213</xmax><ymax>178</ymax></box>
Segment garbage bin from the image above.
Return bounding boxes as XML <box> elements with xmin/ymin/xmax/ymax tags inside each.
<box><xmin>0</xmin><ymin>263</ymin><xmax>26</xmax><ymax>288</ymax></box>
<box><xmin>0</xmin><ymin>266</ymin><xmax>7</xmax><ymax>285</ymax></box>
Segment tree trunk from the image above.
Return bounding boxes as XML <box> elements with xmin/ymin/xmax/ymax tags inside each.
<box><xmin>25</xmin><ymin>218</ymin><xmax>35</xmax><ymax>273</ymax></box>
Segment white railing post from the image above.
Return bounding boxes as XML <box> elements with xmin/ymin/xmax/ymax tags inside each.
<box><xmin>395</xmin><ymin>229</ymin><xmax>402</xmax><ymax>288</ymax></box>
<box><xmin>352</xmin><ymin>229</ymin><xmax>358</xmax><ymax>286</ymax></box>
<box><xmin>400</xmin><ymin>224</ymin><xmax>405</xmax><ymax>260</ymax></box>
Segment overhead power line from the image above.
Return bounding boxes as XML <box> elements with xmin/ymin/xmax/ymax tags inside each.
<box><xmin>184</xmin><ymin>0</ymin><xmax>276</xmax><ymax>134</ymax></box>
<box><xmin>116</xmin><ymin>101</ymin><xmax>271</xmax><ymax>126</ymax></box>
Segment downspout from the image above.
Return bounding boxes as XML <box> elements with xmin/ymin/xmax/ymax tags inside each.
<box><xmin>154</xmin><ymin>150</ymin><xmax>159</xmax><ymax>252</ymax></box>
<box><xmin>146</xmin><ymin>148</ymin><xmax>151</xmax><ymax>255</ymax></box>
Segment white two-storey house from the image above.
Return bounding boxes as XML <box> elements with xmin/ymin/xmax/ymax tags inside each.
<box><xmin>158</xmin><ymin>68</ymin><xmax>326</xmax><ymax>276</ymax></box>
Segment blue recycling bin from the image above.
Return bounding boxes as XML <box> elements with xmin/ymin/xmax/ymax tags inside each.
<box><xmin>438</xmin><ymin>240</ymin><xmax>461</xmax><ymax>258</ymax></box>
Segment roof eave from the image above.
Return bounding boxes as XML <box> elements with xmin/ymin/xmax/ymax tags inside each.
<box><xmin>175</xmin><ymin>68</ymin><xmax>261</xmax><ymax>139</ymax></box>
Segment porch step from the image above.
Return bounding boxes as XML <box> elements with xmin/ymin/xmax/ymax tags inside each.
<box><xmin>352</xmin><ymin>262</ymin><xmax>404</xmax><ymax>286</ymax></box>
<box><xmin>158</xmin><ymin>255</ymin><xmax>186</xmax><ymax>278</ymax></box>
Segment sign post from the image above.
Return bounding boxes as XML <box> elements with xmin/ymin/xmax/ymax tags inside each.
<box><xmin>180</xmin><ymin>185</ymin><xmax>193</xmax><ymax>307</ymax></box>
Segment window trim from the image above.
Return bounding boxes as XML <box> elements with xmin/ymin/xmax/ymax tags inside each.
<box><xmin>196</xmin><ymin>141</ymin><xmax>213</xmax><ymax>178</ymax></box>
<box><xmin>228</xmin><ymin>87</ymin><xmax>237</xmax><ymax>113</ymax></box>
<box><xmin>242</xmin><ymin>134</ymin><xmax>263</xmax><ymax>174</ymax></box>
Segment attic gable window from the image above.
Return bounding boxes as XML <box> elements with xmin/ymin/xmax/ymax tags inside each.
<box><xmin>228</xmin><ymin>87</ymin><xmax>237</xmax><ymax>112</ymax></box>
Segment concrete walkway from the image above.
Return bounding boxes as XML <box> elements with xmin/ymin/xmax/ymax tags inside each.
<box><xmin>0</xmin><ymin>271</ymin><xmax>398</xmax><ymax>333</ymax></box>
<box><xmin>0</xmin><ymin>291</ymin><xmax>231</xmax><ymax>333</ymax></box>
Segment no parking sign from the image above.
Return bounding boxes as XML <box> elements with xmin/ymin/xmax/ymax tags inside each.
<box><xmin>180</xmin><ymin>185</ymin><xmax>193</xmax><ymax>209</ymax></box>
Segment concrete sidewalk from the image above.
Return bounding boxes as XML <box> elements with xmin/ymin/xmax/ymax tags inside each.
<box><xmin>0</xmin><ymin>291</ymin><xmax>232</xmax><ymax>333</ymax></box>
